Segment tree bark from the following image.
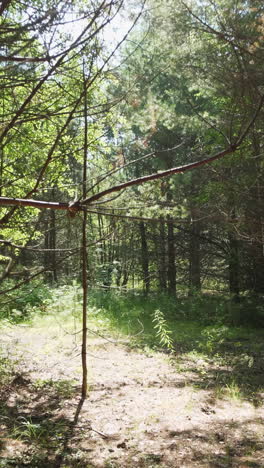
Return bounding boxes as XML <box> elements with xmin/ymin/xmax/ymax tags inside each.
<box><xmin>245</xmin><ymin>133</ymin><xmax>264</xmax><ymax>294</ymax></box>
<box><xmin>81</xmin><ymin>208</ymin><xmax>88</xmax><ymax>399</ymax></box>
<box><xmin>139</xmin><ymin>221</ymin><xmax>150</xmax><ymax>294</ymax></box>
<box><xmin>43</xmin><ymin>210</ymin><xmax>57</xmax><ymax>283</ymax></box>
<box><xmin>189</xmin><ymin>207</ymin><xmax>201</xmax><ymax>294</ymax></box>
<box><xmin>167</xmin><ymin>216</ymin><xmax>176</xmax><ymax>296</ymax></box>
<box><xmin>228</xmin><ymin>229</ymin><xmax>240</xmax><ymax>301</ymax></box>
<box><xmin>158</xmin><ymin>219</ymin><xmax>167</xmax><ymax>291</ymax></box>
<box><xmin>81</xmin><ymin>62</ymin><xmax>88</xmax><ymax>400</ymax></box>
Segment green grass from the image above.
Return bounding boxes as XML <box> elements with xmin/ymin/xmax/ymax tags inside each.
<box><xmin>2</xmin><ymin>284</ymin><xmax>263</xmax><ymax>357</ymax></box>
<box><xmin>85</xmin><ymin>289</ymin><xmax>264</xmax><ymax>405</ymax></box>
<box><xmin>0</xmin><ymin>280</ymin><xmax>52</xmax><ymax>324</ymax></box>
<box><xmin>1</xmin><ymin>284</ymin><xmax>264</xmax><ymax>406</ymax></box>
<box><xmin>84</xmin><ymin>290</ymin><xmax>264</xmax><ymax>357</ymax></box>
<box><xmin>11</xmin><ymin>415</ymin><xmax>68</xmax><ymax>445</ymax></box>
<box><xmin>0</xmin><ymin>283</ymin><xmax>263</xmax><ymax>468</ymax></box>
<box><xmin>33</xmin><ymin>378</ymin><xmax>76</xmax><ymax>398</ymax></box>
<box><xmin>1</xmin><ymin>284</ymin><xmax>264</xmax><ymax>356</ymax></box>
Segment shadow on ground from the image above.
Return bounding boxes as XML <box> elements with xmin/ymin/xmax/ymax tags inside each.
<box><xmin>0</xmin><ymin>368</ymin><xmax>263</xmax><ymax>468</ymax></box>
<box><xmin>0</xmin><ymin>375</ymin><xmax>90</xmax><ymax>468</ymax></box>
<box><xmin>157</xmin><ymin>334</ymin><xmax>264</xmax><ymax>407</ymax></box>
<box><xmin>161</xmin><ymin>419</ymin><xmax>264</xmax><ymax>468</ymax></box>
<box><xmin>0</xmin><ymin>330</ymin><xmax>264</xmax><ymax>468</ymax></box>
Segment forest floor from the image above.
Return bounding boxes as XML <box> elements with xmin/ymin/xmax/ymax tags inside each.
<box><xmin>0</xmin><ymin>313</ymin><xmax>264</xmax><ymax>468</ymax></box>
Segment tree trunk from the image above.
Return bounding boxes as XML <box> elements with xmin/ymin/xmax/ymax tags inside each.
<box><xmin>189</xmin><ymin>209</ymin><xmax>201</xmax><ymax>295</ymax></box>
<box><xmin>158</xmin><ymin>218</ymin><xmax>167</xmax><ymax>291</ymax></box>
<box><xmin>0</xmin><ymin>145</ymin><xmax>3</xmax><ymax>197</ymax></box>
<box><xmin>50</xmin><ymin>209</ymin><xmax>57</xmax><ymax>282</ymax></box>
<box><xmin>228</xmin><ymin>229</ymin><xmax>240</xmax><ymax>301</ymax></box>
<box><xmin>139</xmin><ymin>221</ymin><xmax>150</xmax><ymax>294</ymax></box>
<box><xmin>43</xmin><ymin>210</ymin><xmax>57</xmax><ymax>283</ymax></box>
<box><xmin>245</xmin><ymin>133</ymin><xmax>264</xmax><ymax>294</ymax></box>
<box><xmin>250</xmin><ymin>235</ymin><xmax>264</xmax><ymax>294</ymax></box>
<box><xmin>81</xmin><ymin>64</ymin><xmax>88</xmax><ymax>399</ymax></box>
<box><xmin>167</xmin><ymin>216</ymin><xmax>176</xmax><ymax>296</ymax></box>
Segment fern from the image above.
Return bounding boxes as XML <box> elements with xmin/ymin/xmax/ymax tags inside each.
<box><xmin>152</xmin><ymin>309</ymin><xmax>174</xmax><ymax>351</ymax></box>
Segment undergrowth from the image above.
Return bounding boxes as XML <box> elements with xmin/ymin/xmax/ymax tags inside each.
<box><xmin>1</xmin><ymin>284</ymin><xmax>264</xmax><ymax>358</ymax></box>
<box><xmin>0</xmin><ymin>280</ymin><xmax>52</xmax><ymax>324</ymax></box>
<box><xmin>0</xmin><ymin>284</ymin><xmax>263</xmax><ymax>468</ymax></box>
<box><xmin>0</xmin><ymin>284</ymin><xmax>263</xmax><ymax>411</ymax></box>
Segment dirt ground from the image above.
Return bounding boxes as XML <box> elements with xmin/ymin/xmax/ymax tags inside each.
<box><xmin>0</xmin><ymin>319</ymin><xmax>264</xmax><ymax>468</ymax></box>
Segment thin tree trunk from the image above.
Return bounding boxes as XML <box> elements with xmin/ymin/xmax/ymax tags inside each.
<box><xmin>81</xmin><ymin>209</ymin><xmax>88</xmax><ymax>399</ymax></box>
<box><xmin>0</xmin><ymin>145</ymin><xmax>3</xmax><ymax>197</ymax></box>
<box><xmin>158</xmin><ymin>218</ymin><xmax>167</xmax><ymax>291</ymax></box>
<box><xmin>44</xmin><ymin>213</ymin><xmax>53</xmax><ymax>283</ymax></box>
<box><xmin>245</xmin><ymin>133</ymin><xmax>264</xmax><ymax>294</ymax></box>
<box><xmin>189</xmin><ymin>208</ymin><xmax>201</xmax><ymax>295</ymax></box>
<box><xmin>167</xmin><ymin>216</ymin><xmax>176</xmax><ymax>296</ymax></box>
<box><xmin>251</xmin><ymin>144</ymin><xmax>264</xmax><ymax>294</ymax></box>
<box><xmin>50</xmin><ymin>209</ymin><xmax>57</xmax><ymax>282</ymax></box>
<box><xmin>81</xmin><ymin>64</ymin><xmax>88</xmax><ymax>400</ymax></box>
<box><xmin>139</xmin><ymin>221</ymin><xmax>150</xmax><ymax>294</ymax></box>
<box><xmin>43</xmin><ymin>194</ymin><xmax>57</xmax><ymax>283</ymax></box>
<box><xmin>228</xmin><ymin>230</ymin><xmax>240</xmax><ymax>301</ymax></box>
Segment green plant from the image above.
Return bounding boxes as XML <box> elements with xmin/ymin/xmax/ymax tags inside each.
<box><xmin>12</xmin><ymin>416</ymin><xmax>68</xmax><ymax>445</ymax></box>
<box><xmin>105</xmin><ymin>460</ymin><xmax>119</xmax><ymax>468</ymax></box>
<box><xmin>0</xmin><ymin>353</ymin><xmax>14</xmax><ymax>386</ymax></box>
<box><xmin>33</xmin><ymin>378</ymin><xmax>76</xmax><ymax>398</ymax></box>
<box><xmin>224</xmin><ymin>379</ymin><xmax>243</xmax><ymax>401</ymax></box>
<box><xmin>0</xmin><ymin>281</ymin><xmax>52</xmax><ymax>324</ymax></box>
<box><xmin>12</xmin><ymin>417</ymin><xmax>46</xmax><ymax>441</ymax></box>
<box><xmin>200</xmin><ymin>326</ymin><xmax>229</xmax><ymax>353</ymax></box>
<box><xmin>152</xmin><ymin>309</ymin><xmax>174</xmax><ymax>351</ymax></box>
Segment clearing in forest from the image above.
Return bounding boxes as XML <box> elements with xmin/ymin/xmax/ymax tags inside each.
<box><xmin>0</xmin><ymin>308</ymin><xmax>264</xmax><ymax>468</ymax></box>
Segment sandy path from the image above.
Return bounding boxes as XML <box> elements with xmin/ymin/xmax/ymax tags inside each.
<box><xmin>1</xmin><ymin>321</ymin><xmax>264</xmax><ymax>467</ymax></box>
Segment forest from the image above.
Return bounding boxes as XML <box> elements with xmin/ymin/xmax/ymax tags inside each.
<box><xmin>0</xmin><ymin>1</ymin><xmax>264</xmax><ymax>467</ymax></box>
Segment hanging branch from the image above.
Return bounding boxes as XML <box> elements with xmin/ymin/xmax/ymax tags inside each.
<box><xmin>0</xmin><ymin>231</ymin><xmax>115</xmax><ymax>295</ymax></box>
<box><xmin>0</xmin><ymin>79</ymin><xmax>263</xmax><ymax>215</ymax></box>
<box><xmin>0</xmin><ymin>1</ymin><xmax>113</xmax><ymax>144</ymax></box>
<box><xmin>82</xmin><ymin>93</ymin><xmax>264</xmax><ymax>205</ymax></box>
<box><xmin>85</xmin><ymin>143</ymin><xmax>184</xmax><ymax>195</ymax></box>
<box><xmin>0</xmin><ymin>1</ymin><xmax>144</xmax><ymax>227</ymax></box>
<box><xmin>83</xmin><ymin>145</ymin><xmax>237</xmax><ymax>204</ymax></box>
<box><xmin>0</xmin><ymin>136</ymin><xmax>260</xmax><ymax>214</ymax></box>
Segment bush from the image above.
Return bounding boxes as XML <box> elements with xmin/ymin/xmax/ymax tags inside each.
<box><xmin>0</xmin><ymin>281</ymin><xmax>52</xmax><ymax>323</ymax></box>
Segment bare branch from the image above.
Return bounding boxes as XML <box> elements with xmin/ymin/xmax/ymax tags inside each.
<box><xmin>83</xmin><ymin>145</ymin><xmax>236</xmax><ymax>204</ymax></box>
<box><xmin>82</xmin><ymin>94</ymin><xmax>264</xmax><ymax>205</ymax></box>
<box><xmin>0</xmin><ymin>238</ymin><xmax>79</xmax><ymax>252</ymax></box>
<box><xmin>1</xmin><ymin>89</ymin><xmax>263</xmax><ymax>214</ymax></box>
<box><xmin>181</xmin><ymin>1</ymin><xmax>260</xmax><ymax>60</ymax></box>
<box><xmin>236</xmin><ymin>94</ymin><xmax>264</xmax><ymax>145</ymax></box>
<box><xmin>0</xmin><ymin>197</ymin><xmax>70</xmax><ymax>211</ymax></box>
<box><xmin>0</xmin><ymin>55</ymin><xmax>50</xmax><ymax>63</ymax></box>
<box><xmin>0</xmin><ymin>255</ymin><xmax>15</xmax><ymax>282</ymax></box>
<box><xmin>86</xmin><ymin>209</ymin><xmax>226</xmax><ymax>253</ymax></box>
<box><xmin>0</xmin><ymin>1</ymin><xmax>111</xmax><ymax>143</ymax></box>
<box><xmin>85</xmin><ymin>143</ymin><xmax>184</xmax><ymax>196</ymax></box>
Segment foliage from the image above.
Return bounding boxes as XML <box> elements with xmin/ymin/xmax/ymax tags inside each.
<box><xmin>11</xmin><ymin>415</ymin><xmax>69</xmax><ymax>445</ymax></box>
<box><xmin>33</xmin><ymin>378</ymin><xmax>76</xmax><ymax>398</ymax></box>
<box><xmin>0</xmin><ymin>353</ymin><xmax>14</xmax><ymax>386</ymax></box>
<box><xmin>1</xmin><ymin>0</ymin><xmax>264</xmax><ymax>321</ymax></box>
<box><xmin>0</xmin><ymin>281</ymin><xmax>52</xmax><ymax>323</ymax></box>
<box><xmin>152</xmin><ymin>309</ymin><xmax>173</xmax><ymax>351</ymax></box>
